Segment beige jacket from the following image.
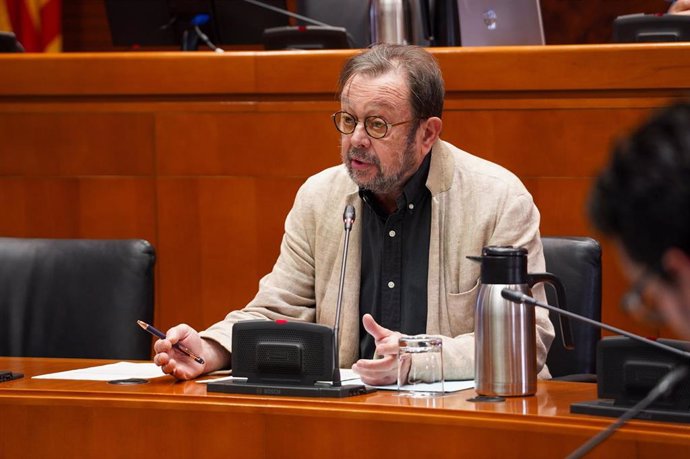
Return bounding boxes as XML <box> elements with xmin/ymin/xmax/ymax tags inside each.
<box><xmin>201</xmin><ymin>139</ymin><xmax>555</xmax><ymax>380</ymax></box>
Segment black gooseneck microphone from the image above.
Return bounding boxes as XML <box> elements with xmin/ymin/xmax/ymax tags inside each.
<box><xmin>500</xmin><ymin>289</ymin><xmax>690</xmax><ymax>360</ymax></box>
<box><xmin>243</xmin><ymin>0</ymin><xmax>334</xmax><ymax>28</ymax></box>
<box><xmin>241</xmin><ymin>0</ymin><xmax>358</xmax><ymax>48</ymax></box>
<box><xmin>332</xmin><ymin>204</ymin><xmax>355</xmax><ymax>386</ymax></box>
<box><xmin>501</xmin><ymin>288</ymin><xmax>690</xmax><ymax>457</ymax></box>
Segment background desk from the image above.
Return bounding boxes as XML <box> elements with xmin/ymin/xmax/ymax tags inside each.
<box><xmin>1</xmin><ymin>45</ymin><xmax>690</xmax><ymax>340</ymax></box>
<box><xmin>1</xmin><ymin>357</ymin><xmax>689</xmax><ymax>458</ymax></box>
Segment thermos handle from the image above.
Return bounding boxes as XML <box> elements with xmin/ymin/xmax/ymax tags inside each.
<box><xmin>527</xmin><ymin>273</ymin><xmax>575</xmax><ymax>350</ymax></box>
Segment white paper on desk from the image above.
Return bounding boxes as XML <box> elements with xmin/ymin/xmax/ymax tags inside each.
<box><xmin>197</xmin><ymin>368</ymin><xmax>475</xmax><ymax>393</ymax></box>
<box><xmin>33</xmin><ymin>362</ymin><xmax>167</xmax><ymax>381</ymax></box>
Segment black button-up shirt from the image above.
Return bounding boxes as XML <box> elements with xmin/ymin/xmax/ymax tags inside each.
<box><xmin>358</xmin><ymin>153</ymin><xmax>432</xmax><ymax>359</ymax></box>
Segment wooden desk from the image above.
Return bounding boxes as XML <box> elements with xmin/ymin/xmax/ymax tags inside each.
<box><xmin>1</xmin><ymin>358</ymin><xmax>689</xmax><ymax>458</ymax></box>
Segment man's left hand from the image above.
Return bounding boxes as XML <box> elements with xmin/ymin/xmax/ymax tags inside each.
<box><xmin>351</xmin><ymin>314</ymin><xmax>403</xmax><ymax>385</ymax></box>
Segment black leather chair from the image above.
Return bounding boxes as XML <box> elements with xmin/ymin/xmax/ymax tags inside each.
<box><xmin>0</xmin><ymin>238</ymin><xmax>155</xmax><ymax>360</ymax></box>
<box><xmin>542</xmin><ymin>236</ymin><xmax>602</xmax><ymax>381</ymax></box>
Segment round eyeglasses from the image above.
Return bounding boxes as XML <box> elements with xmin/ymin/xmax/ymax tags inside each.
<box><xmin>332</xmin><ymin>111</ymin><xmax>416</xmax><ymax>139</ymax></box>
<box><xmin>619</xmin><ymin>269</ymin><xmax>663</xmax><ymax>325</ymax></box>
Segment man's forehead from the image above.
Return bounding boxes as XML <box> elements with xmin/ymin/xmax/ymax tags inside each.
<box><xmin>341</xmin><ymin>71</ymin><xmax>409</xmax><ymax>108</ymax></box>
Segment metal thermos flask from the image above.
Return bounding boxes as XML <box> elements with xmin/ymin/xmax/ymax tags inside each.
<box><xmin>470</xmin><ymin>246</ymin><xmax>572</xmax><ymax>397</ymax></box>
<box><xmin>370</xmin><ymin>0</ymin><xmax>409</xmax><ymax>45</ymax></box>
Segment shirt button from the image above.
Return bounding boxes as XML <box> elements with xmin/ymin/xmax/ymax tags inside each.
<box><xmin>388</xmin><ymin>281</ymin><xmax>395</xmax><ymax>289</ymax></box>
<box><xmin>408</xmin><ymin>203</ymin><xmax>415</xmax><ymax>210</ymax></box>
<box><xmin>388</xmin><ymin>230</ymin><xmax>396</xmax><ymax>237</ymax></box>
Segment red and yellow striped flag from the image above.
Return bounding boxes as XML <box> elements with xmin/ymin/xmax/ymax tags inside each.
<box><xmin>0</xmin><ymin>0</ymin><xmax>61</xmax><ymax>52</ymax></box>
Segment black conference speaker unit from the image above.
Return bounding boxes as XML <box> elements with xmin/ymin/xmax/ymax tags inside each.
<box><xmin>207</xmin><ymin>320</ymin><xmax>374</xmax><ymax>397</ymax></box>
<box><xmin>571</xmin><ymin>336</ymin><xmax>690</xmax><ymax>423</ymax></box>
<box><xmin>613</xmin><ymin>13</ymin><xmax>690</xmax><ymax>43</ymax></box>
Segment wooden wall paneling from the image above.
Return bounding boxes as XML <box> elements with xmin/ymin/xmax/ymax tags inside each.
<box><xmin>155</xmin><ymin>107</ymin><xmax>341</xmax><ymax>177</ymax></box>
<box><xmin>0</xmin><ymin>178</ymin><xmax>156</xmax><ymax>240</ymax></box>
<box><xmin>254</xmin><ymin>50</ymin><xmax>348</xmax><ymax>94</ymax></box>
<box><xmin>155</xmin><ymin>175</ymin><xmax>303</xmax><ymax>330</ymax></box>
<box><xmin>435</xmin><ymin>45</ymin><xmax>690</xmax><ymax>92</ymax></box>
<box><xmin>440</xmin><ymin>107</ymin><xmax>652</xmax><ymax>177</ymax></box>
<box><xmin>75</xmin><ymin>178</ymin><xmax>157</xmax><ymax>239</ymax></box>
<box><xmin>0</xmin><ymin>111</ymin><xmax>155</xmax><ymax>176</ymax></box>
<box><xmin>0</xmin><ymin>178</ymin><xmax>81</xmax><ymax>237</ymax></box>
<box><xmin>0</xmin><ymin>53</ymin><xmax>256</xmax><ymax>96</ymax></box>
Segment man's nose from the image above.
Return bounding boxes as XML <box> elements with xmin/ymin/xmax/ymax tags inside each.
<box><xmin>350</xmin><ymin>123</ymin><xmax>371</xmax><ymax>148</ymax></box>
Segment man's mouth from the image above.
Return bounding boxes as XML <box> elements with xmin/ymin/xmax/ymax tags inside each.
<box><xmin>348</xmin><ymin>150</ymin><xmax>376</xmax><ymax>170</ymax></box>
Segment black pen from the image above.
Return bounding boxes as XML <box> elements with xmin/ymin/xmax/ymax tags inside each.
<box><xmin>137</xmin><ymin>320</ymin><xmax>205</xmax><ymax>365</ymax></box>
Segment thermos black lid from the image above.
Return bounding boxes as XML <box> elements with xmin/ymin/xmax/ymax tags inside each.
<box><xmin>472</xmin><ymin>245</ymin><xmax>529</xmax><ymax>285</ymax></box>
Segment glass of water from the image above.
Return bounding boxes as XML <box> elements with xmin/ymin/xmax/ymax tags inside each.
<box><xmin>397</xmin><ymin>334</ymin><xmax>444</xmax><ymax>397</ymax></box>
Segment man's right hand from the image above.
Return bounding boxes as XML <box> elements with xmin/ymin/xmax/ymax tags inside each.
<box><xmin>152</xmin><ymin>323</ymin><xmax>229</xmax><ymax>380</ymax></box>
<box><xmin>669</xmin><ymin>0</ymin><xmax>690</xmax><ymax>15</ymax></box>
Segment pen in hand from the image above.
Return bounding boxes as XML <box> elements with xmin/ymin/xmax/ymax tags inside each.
<box><xmin>137</xmin><ymin>320</ymin><xmax>205</xmax><ymax>365</ymax></box>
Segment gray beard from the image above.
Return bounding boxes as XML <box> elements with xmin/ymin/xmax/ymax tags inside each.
<box><xmin>343</xmin><ymin>135</ymin><xmax>418</xmax><ymax>195</ymax></box>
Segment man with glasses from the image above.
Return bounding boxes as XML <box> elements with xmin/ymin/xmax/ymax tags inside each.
<box><xmin>590</xmin><ymin>102</ymin><xmax>690</xmax><ymax>338</ymax></box>
<box><xmin>153</xmin><ymin>44</ymin><xmax>555</xmax><ymax>384</ymax></box>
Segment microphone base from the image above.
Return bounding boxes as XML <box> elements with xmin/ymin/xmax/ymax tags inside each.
<box><xmin>207</xmin><ymin>379</ymin><xmax>376</xmax><ymax>398</ymax></box>
<box><xmin>571</xmin><ymin>399</ymin><xmax>690</xmax><ymax>424</ymax></box>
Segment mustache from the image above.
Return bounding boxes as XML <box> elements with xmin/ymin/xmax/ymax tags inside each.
<box><xmin>347</xmin><ymin>148</ymin><xmax>380</xmax><ymax>166</ymax></box>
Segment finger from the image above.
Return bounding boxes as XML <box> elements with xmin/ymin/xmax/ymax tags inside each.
<box><xmin>374</xmin><ymin>337</ymin><xmax>401</xmax><ymax>357</ymax></box>
<box><xmin>153</xmin><ymin>352</ymin><xmax>170</xmax><ymax>367</ymax></box>
<box><xmin>353</xmin><ymin>355</ymin><xmax>397</xmax><ymax>373</ymax></box>
<box><xmin>353</xmin><ymin>359</ymin><xmax>398</xmax><ymax>385</ymax></box>
<box><xmin>164</xmin><ymin>324</ymin><xmax>188</xmax><ymax>345</ymax></box>
<box><xmin>153</xmin><ymin>338</ymin><xmax>172</xmax><ymax>354</ymax></box>
<box><xmin>161</xmin><ymin>358</ymin><xmax>178</xmax><ymax>376</ymax></box>
<box><xmin>362</xmin><ymin>314</ymin><xmax>392</xmax><ymax>342</ymax></box>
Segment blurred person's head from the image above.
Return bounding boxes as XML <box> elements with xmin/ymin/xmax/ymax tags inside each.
<box><xmin>589</xmin><ymin>102</ymin><xmax>690</xmax><ymax>337</ymax></box>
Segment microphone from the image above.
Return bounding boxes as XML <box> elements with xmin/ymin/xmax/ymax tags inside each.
<box><xmin>500</xmin><ymin>288</ymin><xmax>690</xmax><ymax>360</ymax></box>
<box><xmin>332</xmin><ymin>204</ymin><xmax>356</xmax><ymax>385</ymax></box>
<box><xmin>501</xmin><ymin>288</ymin><xmax>690</xmax><ymax>457</ymax></box>
<box><xmin>566</xmin><ymin>364</ymin><xmax>688</xmax><ymax>459</ymax></box>
<box><xmin>241</xmin><ymin>0</ymin><xmax>358</xmax><ymax>48</ymax></box>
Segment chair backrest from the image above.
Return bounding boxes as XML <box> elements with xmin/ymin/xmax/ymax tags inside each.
<box><xmin>542</xmin><ymin>236</ymin><xmax>602</xmax><ymax>378</ymax></box>
<box><xmin>0</xmin><ymin>238</ymin><xmax>155</xmax><ymax>360</ymax></box>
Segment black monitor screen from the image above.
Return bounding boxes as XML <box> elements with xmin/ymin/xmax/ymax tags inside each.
<box><xmin>105</xmin><ymin>0</ymin><xmax>289</xmax><ymax>48</ymax></box>
<box><xmin>214</xmin><ymin>0</ymin><xmax>289</xmax><ymax>45</ymax></box>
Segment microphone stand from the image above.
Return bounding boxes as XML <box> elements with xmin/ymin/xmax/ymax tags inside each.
<box><xmin>243</xmin><ymin>0</ymin><xmax>332</xmax><ymax>27</ymax></box>
<box><xmin>566</xmin><ymin>365</ymin><xmax>689</xmax><ymax>459</ymax></box>
<box><xmin>332</xmin><ymin>205</ymin><xmax>355</xmax><ymax>386</ymax></box>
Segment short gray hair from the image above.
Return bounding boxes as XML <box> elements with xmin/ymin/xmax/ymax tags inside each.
<box><xmin>337</xmin><ymin>44</ymin><xmax>445</xmax><ymax>119</ymax></box>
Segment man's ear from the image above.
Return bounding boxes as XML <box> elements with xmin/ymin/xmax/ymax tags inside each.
<box><xmin>420</xmin><ymin>116</ymin><xmax>442</xmax><ymax>151</ymax></box>
<box><xmin>662</xmin><ymin>248</ymin><xmax>690</xmax><ymax>285</ymax></box>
